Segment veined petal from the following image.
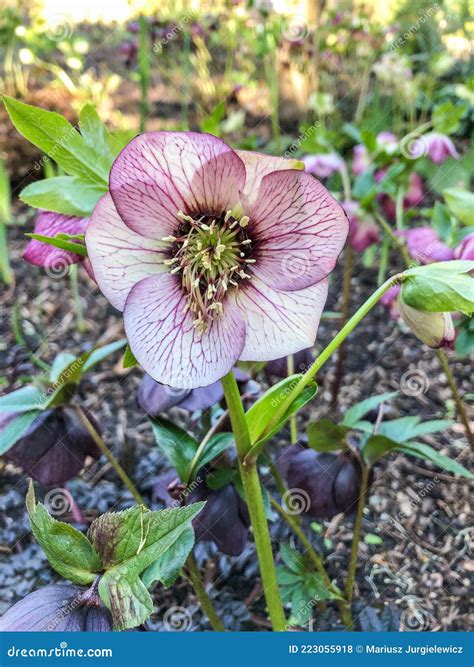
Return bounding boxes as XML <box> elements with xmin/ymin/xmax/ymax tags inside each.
<box><xmin>123</xmin><ymin>274</ymin><xmax>246</xmax><ymax>388</ymax></box>
<box><xmin>237</xmin><ymin>277</ymin><xmax>328</xmax><ymax>361</ymax></box>
<box><xmin>237</xmin><ymin>149</ymin><xmax>303</xmax><ymax>207</ymax></box>
<box><xmin>249</xmin><ymin>170</ymin><xmax>348</xmax><ymax>291</ymax></box>
<box><xmin>23</xmin><ymin>212</ymin><xmax>88</xmax><ymax>268</ymax></box>
<box><xmin>85</xmin><ymin>193</ymin><xmax>166</xmax><ymax>311</ymax></box>
<box><xmin>110</xmin><ymin>132</ymin><xmax>246</xmax><ymax>239</ymax></box>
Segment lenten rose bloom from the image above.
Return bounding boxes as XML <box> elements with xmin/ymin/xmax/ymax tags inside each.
<box><xmin>24</xmin><ymin>211</ymin><xmax>88</xmax><ymax>270</ymax></box>
<box><xmin>411</xmin><ymin>132</ymin><xmax>459</xmax><ymax>164</ymax></box>
<box><xmin>302</xmin><ymin>152</ymin><xmax>345</xmax><ymax>179</ymax></box>
<box><xmin>85</xmin><ymin>133</ymin><xmax>348</xmax><ymax>388</ymax></box>
<box><xmin>404</xmin><ymin>226</ymin><xmax>454</xmax><ymax>264</ymax></box>
<box><xmin>342</xmin><ymin>200</ymin><xmax>380</xmax><ymax>252</ymax></box>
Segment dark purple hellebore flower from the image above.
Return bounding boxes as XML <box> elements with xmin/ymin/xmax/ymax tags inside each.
<box><xmin>404</xmin><ymin>226</ymin><xmax>454</xmax><ymax>264</ymax></box>
<box><xmin>342</xmin><ymin>200</ymin><xmax>380</xmax><ymax>252</ymax></box>
<box><xmin>153</xmin><ymin>470</ymin><xmax>250</xmax><ymax>556</ymax></box>
<box><xmin>137</xmin><ymin>367</ymin><xmax>251</xmax><ymax>416</ymax></box>
<box><xmin>265</xmin><ymin>347</ymin><xmax>314</xmax><ymax>378</ymax></box>
<box><xmin>0</xmin><ymin>584</ymin><xmax>113</xmax><ymax>632</ymax></box>
<box><xmin>1</xmin><ymin>407</ymin><xmax>100</xmax><ymax>486</ymax></box>
<box><xmin>279</xmin><ymin>445</ymin><xmax>363</xmax><ymax>519</ymax></box>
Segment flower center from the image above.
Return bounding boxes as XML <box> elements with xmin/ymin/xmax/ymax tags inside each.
<box><xmin>163</xmin><ymin>210</ymin><xmax>255</xmax><ymax>333</ymax></box>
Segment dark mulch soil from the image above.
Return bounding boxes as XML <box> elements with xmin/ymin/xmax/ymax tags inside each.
<box><xmin>0</xmin><ymin>211</ymin><xmax>472</xmax><ymax>632</ymax></box>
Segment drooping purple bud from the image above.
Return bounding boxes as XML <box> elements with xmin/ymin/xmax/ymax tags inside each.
<box><xmin>343</xmin><ymin>200</ymin><xmax>380</xmax><ymax>252</ymax></box>
<box><xmin>404</xmin><ymin>226</ymin><xmax>454</xmax><ymax>264</ymax></box>
<box><xmin>23</xmin><ymin>211</ymin><xmax>88</xmax><ymax>271</ymax></box>
<box><xmin>454</xmin><ymin>233</ymin><xmax>474</xmax><ymax>261</ymax></box>
<box><xmin>137</xmin><ymin>368</ymin><xmax>250</xmax><ymax>417</ymax></box>
<box><xmin>411</xmin><ymin>132</ymin><xmax>459</xmax><ymax>164</ymax></box>
<box><xmin>279</xmin><ymin>446</ymin><xmax>363</xmax><ymax>519</ymax></box>
<box><xmin>265</xmin><ymin>347</ymin><xmax>314</xmax><ymax>378</ymax></box>
<box><xmin>380</xmin><ymin>285</ymin><xmax>401</xmax><ymax>320</ymax></box>
<box><xmin>0</xmin><ymin>584</ymin><xmax>113</xmax><ymax>632</ymax></box>
<box><xmin>2</xmin><ymin>406</ymin><xmax>101</xmax><ymax>486</ymax></box>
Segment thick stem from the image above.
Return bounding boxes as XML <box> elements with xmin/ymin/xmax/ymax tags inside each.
<box><xmin>185</xmin><ymin>554</ymin><xmax>225</xmax><ymax>632</ymax></box>
<box><xmin>331</xmin><ymin>244</ymin><xmax>353</xmax><ymax>406</ymax></box>
<box><xmin>221</xmin><ymin>372</ymin><xmax>286</xmax><ymax>631</ymax></box>
<box><xmin>76</xmin><ymin>406</ymin><xmax>145</xmax><ymax>505</ymax></box>
<box><xmin>344</xmin><ymin>465</ymin><xmax>370</xmax><ymax>629</ymax></box>
<box><xmin>254</xmin><ymin>274</ymin><xmax>403</xmax><ymax>448</ymax></box>
<box><xmin>436</xmin><ymin>349</ymin><xmax>473</xmax><ymax>447</ymax></box>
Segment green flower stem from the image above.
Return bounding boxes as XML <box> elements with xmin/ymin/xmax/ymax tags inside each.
<box><xmin>436</xmin><ymin>349</ymin><xmax>473</xmax><ymax>447</ymax></box>
<box><xmin>0</xmin><ymin>220</ymin><xmax>12</xmax><ymax>285</ymax></box>
<box><xmin>331</xmin><ymin>243</ymin><xmax>354</xmax><ymax>406</ymax></box>
<box><xmin>286</xmin><ymin>355</ymin><xmax>298</xmax><ymax>444</ymax></box>
<box><xmin>257</xmin><ymin>273</ymin><xmax>403</xmax><ymax>446</ymax></box>
<box><xmin>186</xmin><ymin>408</ymin><xmax>229</xmax><ymax>485</ymax></box>
<box><xmin>69</xmin><ymin>265</ymin><xmax>85</xmax><ymax>333</ymax></box>
<box><xmin>76</xmin><ymin>406</ymin><xmax>145</xmax><ymax>506</ymax></box>
<box><xmin>344</xmin><ymin>464</ymin><xmax>370</xmax><ymax>629</ymax></box>
<box><xmin>221</xmin><ymin>371</ymin><xmax>286</xmax><ymax>631</ymax></box>
<box><xmin>185</xmin><ymin>554</ymin><xmax>225</xmax><ymax>632</ymax></box>
<box><xmin>76</xmin><ymin>405</ymin><xmax>226</xmax><ymax>630</ymax></box>
<box><xmin>373</xmin><ymin>211</ymin><xmax>411</xmax><ymax>266</ymax></box>
<box><xmin>395</xmin><ymin>187</ymin><xmax>405</xmax><ymax>231</ymax></box>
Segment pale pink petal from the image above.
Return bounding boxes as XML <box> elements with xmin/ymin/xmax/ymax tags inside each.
<box><xmin>249</xmin><ymin>170</ymin><xmax>348</xmax><ymax>291</ymax></box>
<box><xmin>110</xmin><ymin>132</ymin><xmax>246</xmax><ymax>239</ymax></box>
<box><xmin>85</xmin><ymin>194</ymin><xmax>166</xmax><ymax>311</ymax></box>
<box><xmin>123</xmin><ymin>274</ymin><xmax>246</xmax><ymax>388</ymax></box>
<box><xmin>236</xmin><ymin>150</ymin><xmax>303</xmax><ymax>206</ymax></box>
<box><xmin>24</xmin><ymin>212</ymin><xmax>88</xmax><ymax>268</ymax></box>
<box><xmin>236</xmin><ymin>277</ymin><xmax>328</xmax><ymax>361</ymax></box>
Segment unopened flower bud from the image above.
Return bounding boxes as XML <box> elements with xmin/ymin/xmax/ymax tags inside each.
<box><xmin>398</xmin><ymin>300</ymin><xmax>455</xmax><ymax>349</ymax></box>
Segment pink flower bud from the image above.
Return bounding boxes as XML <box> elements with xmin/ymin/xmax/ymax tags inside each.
<box><xmin>454</xmin><ymin>233</ymin><xmax>474</xmax><ymax>261</ymax></box>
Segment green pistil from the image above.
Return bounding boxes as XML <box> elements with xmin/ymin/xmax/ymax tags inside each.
<box><xmin>164</xmin><ymin>210</ymin><xmax>254</xmax><ymax>333</ymax></box>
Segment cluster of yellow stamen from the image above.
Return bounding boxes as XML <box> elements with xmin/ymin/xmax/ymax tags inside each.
<box><xmin>163</xmin><ymin>209</ymin><xmax>255</xmax><ymax>333</ymax></box>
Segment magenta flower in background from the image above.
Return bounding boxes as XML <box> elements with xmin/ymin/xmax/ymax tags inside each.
<box><xmin>302</xmin><ymin>152</ymin><xmax>345</xmax><ymax>179</ymax></box>
<box><xmin>378</xmin><ymin>172</ymin><xmax>425</xmax><ymax>219</ymax></box>
<box><xmin>86</xmin><ymin>132</ymin><xmax>348</xmax><ymax>388</ymax></box>
<box><xmin>454</xmin><ymin>233</ymin><xmax>474</xmax><ymax>261</ymax></box>
<box><xmin>352</xmin><ymin>131</ymin><xmax>398</xmax><ymax>176</ymax></box>
<box><xmin>380</xmin><ymin>284</ymin><xmax>400</xmax><ymax>319</ymax></box>
<box><xmin>411</xmin><ymin>132</ymin><xmax>460</xmax><ymax>164</ymax></box>
<box><xmin>24</xmin><ymin>211</ymin><xmax>88</xmax><ymax>271</ymax></box>
<box><xmin>342</xmin><ymin>200</ymin><xmax>380</xmax><ymax>252</ymax></box>
<box><xmin>404</xmin><ymin>226</ymin><xmax>454</xmax><ymax>264</ymax></box>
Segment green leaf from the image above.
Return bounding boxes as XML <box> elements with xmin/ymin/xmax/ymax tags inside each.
<box><xmin>401</xmin><ymin>261</ymin><xmax>474</xmax><ymax>315</ymax></box>
<box><xmin>2</xmin><ymin>96</ymin><xmax>109</xmax><ymax>186</ymax></box>
<box><xmin>20</xmin><ymin>176</ymin><xmax>105</xmax><ymax>217</ymax></box>
<box><xmin>78</xmin><ymin>104</ymin><xmax>116</xmax><ymax>165</ymax></box>
<box><xmin>193</xmin><ymin>432</ymin><xmax>234</xmax><ymax>476</ymax></box>
<box><xmin>432</xmin><ymin>100</ymin><xmax>468</xmax><ymax>134</ymax></box>
<box><xmin>150</xmin><ymin>418</ymin><xmax>198</xmax><ymax>482</ymax></box>
<box><xmin>91</xmin><ymin>503</ymin><xmax>204</xmax><ymax>629</ymax></box>
<box><xmin>141</xmin><ymin>526</ymin><xmax>194</xmax><ymax>589</ymax></box>
<box><xmin>0</xmin><ymin>385</ymin><xmax>46</xmax><ymax>413</ymax></box>
<box><xmin>82</xmin><ymin>339</ymin><xmax>127</xmax><ymax>373</ymax></box>
<box><xmin>245</xmin><ymin>375</ymin><xmax>318</xmax><ymax>448</ymax></box>
<box><xmin>0</xmin><ymin>410</ymin><xmax>42</xmax><ymax>454</ymax></box>
<box><xmin>0</xmin><ymin>159</ymin><xmax>12</xmax><ymax>224</ymax></box>
<box><xmin>343</xmin><ymin>391</ymin><xmax>399</xmax><ymax>427</ymax></box>
<box><xmin>206</xmin><ymin>468</ymin><xmax>235</xmax><ymax>490</ymax></box>
<box><xmin>49</xmin><ymin>353</ymin><xmax>77</xmax><ymax>383</ymax></box>
<box><xmin>25</xmin><ymin>233</ymin><xmax>87</xmax><ymax>257</ymax></box>
<box><xmin>443</xmin><ymin>188</ymin><xmax>474</xmax><ymax>226</ymax></box>
<box><xmin>46</xmin><ymin>349</ymin><xmax>93</xmax><ymax>406</ymax></box>
<box><xmin>279</xmin><ymin>543</ymin><xmax>305</xmax><ymax>574</ymax></box>
<box><xmin>378</xmin><ymin>417</ymin><xmax>452</xmax><ymax>442</ymax></box>
<box><xmin>362</xmin><ymin>434</ymin><xmax>399</xmax><ymax>465</ymax></box>
<box><xmin>307</xmin><ymin>418</ymin><xmax>349</xmax><ymax>452</ymax></box>
<box><xmin>123</xmin><ymin>344</ymin><xmax>138</xmax><ymax>369</ymax></box>
<box><xmin>26</xmin><ymin>482</ymin><xmax>101</xmax><ymax>584</ymax></box>
<box><xmin>397</xmin><ymin>442</ymin><xmax>474</xmax><ymax>479</ymax></box>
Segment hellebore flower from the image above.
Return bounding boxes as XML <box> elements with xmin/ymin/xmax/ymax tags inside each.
<box><xmin>153</xmin><ymin>470</ymin><xmax>250</xmax><ymax>556</ymax></box>
<box><xmin>86</xmin><ymin>133</ymin><xmax>348</xmax><ymax>388</ymax></box>
<box><xmin>302</xmin><ymin>152</ymin><xmax>345</xmax><ymax>179</ymax></box>
<box><xmin>0</xmin><ymin>407</ymin><xmax>100</xmax><ymax>486</ymax></box>
<box><xmin>137</xmin><ymin>367</ymin><xmax>251</xmax><ymax>416</ymax></box>
<box><xmin>410</xmin><ymin>132</ymin><xmax>460</xmax><ymax>164</ymax></box>
<box><xmin>398</xmin><ymin>300</ymin><xmax>455</xmax><ymax>349</ymax></box>
<box><xmin>404</xmin><ymin>226</ymin><xmax>454</xmax><ymax>264</ymax></box>
<box><xmin>352</xmin><ymin>131</ymin><xmax>398</xmax><ymax>176</ymax></box>
<box><xmin>279</xmin><ymin>445</ymin><xmax>363</xmax><ymax>519</ymax></box>
<box><xmin>0</xmin><ymin>584</ymin><xmax>113</xmax><ymax>632</ymax></box>
<box><xmin>24</xmin><ymin>211</ymin><xmax>88</xmax><ymax>271</ymax></box>
<box><xmin>454</xmin><ymin>233</ymin><xmax>474</xmax><ymax>261</ymax></box>
<box><xmin>342</xmin><ymin>200</ymin><xmax>380</xmax><ymax>252</ymax></box>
